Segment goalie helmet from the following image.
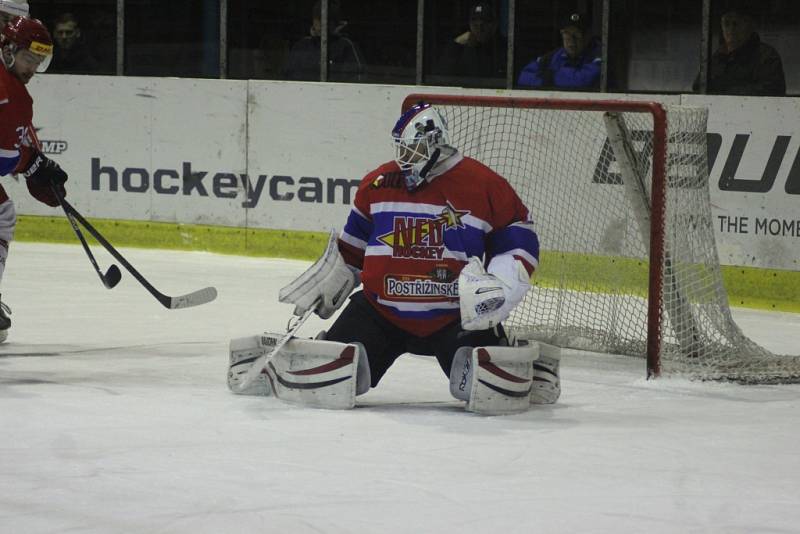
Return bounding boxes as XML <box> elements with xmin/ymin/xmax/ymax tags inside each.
<box><xmin>1</xmin><ymin>16</ymin><xmax>53</xmax><ymax>73</ymax></box>
<box><xmin>391</xmin><ymin>102</ymin><xmax>450</xmax><ymax>190</ymax></box>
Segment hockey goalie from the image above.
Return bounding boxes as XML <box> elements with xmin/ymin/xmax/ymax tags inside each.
<box><xmin>228</xmin><ymin>102</ymin><xmax>560</xmax><ymax>414</ymax></box>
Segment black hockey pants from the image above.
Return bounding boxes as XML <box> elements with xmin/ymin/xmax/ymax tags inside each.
<box><xmin>325</xmin><ymin>291</ymin><xmax>504</xmax><ymax>388</ymax></box>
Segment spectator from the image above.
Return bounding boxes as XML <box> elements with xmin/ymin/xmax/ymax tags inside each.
<box><xmin>517</xmin><ymin>13</ymin><xmax>601</xmax><ymax>90</ymax></box>
<box><xmin>48</xmin><ymin>13</ymin><xmax>99</xmax><ymax>74</ymax></box>
<box><xmin>694</xmin><ymin>8</ymin><xmax>785</xmax><ymax>96</ymax></box>
<box><xmin>437</xmin><ymin>1</ymin><xmax>506</xmax><ymax>83</ymax></box>
<box><xmin>0</xmin><ymin>0</ymin><xmax>28</xmax><ymax>27</ymax></box>
<box><xmin>284</xmin><ymin>0</ymin><xmax>363</xmax><ymax>82</ymax></box>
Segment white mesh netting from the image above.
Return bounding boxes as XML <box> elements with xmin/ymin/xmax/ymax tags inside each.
<box><xmin>427</xmin><ymin>97</ymin><xmax>799</xmax><ymax>383</ymax></box>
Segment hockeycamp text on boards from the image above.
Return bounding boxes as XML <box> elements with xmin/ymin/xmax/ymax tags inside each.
<box><xmin>89</xmin><ymin>158</ymin><xmax>359</xmax><ymax>208</ymax></box>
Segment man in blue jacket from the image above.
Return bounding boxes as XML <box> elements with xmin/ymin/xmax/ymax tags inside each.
<box><xmin>517</xmin><ymin>13</ymin><xmax>601</xmax><ymax>90</ymax></box>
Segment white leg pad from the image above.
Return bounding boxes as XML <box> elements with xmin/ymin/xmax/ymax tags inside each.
<box><xmin>228</xmin><ymin>334</ymin><xmax>369</xmax><ymax>409</ymax></box>
<box><xmin>267</xmin><ymin>337</ymin><xmax>367</xmax><ymax>409</ymax></box>
<box><xmin>530</xmin><ymin>342</ymin><xmax>561</xmax><ymax>405</ymax></box>
<box><xmin>450</xmin><ymin>344</ymin><xmax>538</xmax><ymax>415</ymax></box>
<box><xmin>0</xmin><ymin>199</ymin><xmax>16</xmax><ymax>284</ymax></box>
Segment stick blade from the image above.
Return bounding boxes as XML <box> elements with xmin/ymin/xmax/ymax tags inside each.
<box><xmin>167</xmin><ymin>286</ymin><xmax>218</xmax><ymax>309</ymax></box>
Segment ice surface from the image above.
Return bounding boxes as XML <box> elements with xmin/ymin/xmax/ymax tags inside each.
<box><xmin>1</xmin><ymin>243</ymin><xmax>799</xmax><ymax>534</ymax></box>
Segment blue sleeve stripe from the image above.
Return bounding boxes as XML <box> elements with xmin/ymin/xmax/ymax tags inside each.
<box><xmin>0</xmin><ymin>152</ymin><xmax>20</xmax><ymax>176</ymax></box>
<box><xmin>343</xmin><ymin>210</ymin><xmax>373</xmax><ymax>244</ymax></box>
<box><xmin>488</xmin><ymin>224</ymin><xmax>540</xmax><ymax>262</ymax></box>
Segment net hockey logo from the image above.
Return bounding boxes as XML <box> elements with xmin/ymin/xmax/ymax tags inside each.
<box><xmin>377</xmin><ymin>201</ymin><xmax>470</xmax><ymax>260</ymax></box>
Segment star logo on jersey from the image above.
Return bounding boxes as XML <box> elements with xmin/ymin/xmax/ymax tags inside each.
<box><xmin>376</xmin><ymin>201</ymin><xmax>471</xmax><ymax>260</ymax></box>
<box><xmin>439</xmin><ymin>201</ymin><xmax>469</xmax><ymax>229</ymax></box>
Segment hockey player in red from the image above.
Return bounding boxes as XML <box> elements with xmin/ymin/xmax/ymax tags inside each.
<box><xmin>275</xmin><ymin>103</ymin><xmax>560</xmax><ymax>410</ymax></box>
<box><xmin>0</xmin><ymin>16</ymin><xmax>68</xmax><ymax>342</ymax></box>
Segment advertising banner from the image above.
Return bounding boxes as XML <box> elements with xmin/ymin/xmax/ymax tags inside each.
<box><xmin>19</xmin><ymin>75</ymin><xmax>249</xmax><ymax>227</ymax></box>
<box><xmin>685</xmin><ymin>95</ymin><xmax>800</xmax><ymax>270</ymax></box>
<box><xmin>16</xmin><ymin>76</ymin><xmax>799</xmax><ymax>271</ymax></box>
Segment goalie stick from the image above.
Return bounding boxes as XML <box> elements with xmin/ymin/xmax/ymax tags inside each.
<box><xmin>55</xmin><ymin>193</ymin><xmax>217</xmax><ymax>309</ymax></box>
<box><xmin>52</xmin><ymin>185</ymin><xmax>121</xmax><ymax>289</ymax></box>
<box><xmin>233</xmin><ymin>304</ymin><xmax>317</xmax><ymax>393</ymax></box>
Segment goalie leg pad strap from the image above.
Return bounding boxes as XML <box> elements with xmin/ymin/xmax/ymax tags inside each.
<box><xmin>530</xmin><ymin>342</ymin><xmax>561</xmax><ymax>405</ymax></box>
<box><xmin>352</xmin><ymin>342</ymin><xmax>371</xmax><ymax>396</ymax></box>
<box><xmin>267</xmin><ymin>337</ymin><xmax>367</xmax><ymax>409</ymax></box>
<box><xmin>449</xmin><ymin>344</ymin><xmax>538</xmax><ymax>415</ymax></box>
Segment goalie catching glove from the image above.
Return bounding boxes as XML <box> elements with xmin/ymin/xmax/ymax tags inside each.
<box><xmin>459</xmin><ymin>255</ymin><xmax>530</xmax><ymax>330</ymax></box>
<box><xmin>279</xmin><ymin>229</ymin><xmax>359</xmax><ymax>319</ymax></box>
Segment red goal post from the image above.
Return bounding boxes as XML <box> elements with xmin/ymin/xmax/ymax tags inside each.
<box><xmin>402</xmin><ymin>93</ymin><xmax>799</xmax><ymax>383</ymax></box>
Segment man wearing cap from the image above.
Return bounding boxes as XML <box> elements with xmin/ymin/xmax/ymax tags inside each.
<box><xmin>693</xmin><ymin>7</ymin><xmax>785</xmax><ymax>96</ymax></box>
<box><xmin>517</xmin><ymin>13</ymin><xmax>601</xmax><ymax>90</ymax></box>
<box><xmin>437</xmin><ymin>1</ymin><xmax>506</xmax><ymax>85</ymax></box>
<box><xmin>284</xmin><ymin>0</ymin><xmax>364</xmax><ymax>82</ymax></box>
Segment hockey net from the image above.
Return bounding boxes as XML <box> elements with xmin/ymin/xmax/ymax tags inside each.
<box><xmin>404</xmin><ymin>94</ymin><xmax>800</xmax><ymax>383</ymax></box>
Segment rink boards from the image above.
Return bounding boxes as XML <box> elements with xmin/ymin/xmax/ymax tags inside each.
<box><xmin>7</xmin><ymin>75</ymin><xmax>800</xmax><ymax>274</ymax></box>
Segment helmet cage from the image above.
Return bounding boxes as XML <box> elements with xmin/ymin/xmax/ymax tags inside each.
<box><xmin>391</xmin><ymin>104</ymin><xmax>450</xmax><ymax>188</ymax></box>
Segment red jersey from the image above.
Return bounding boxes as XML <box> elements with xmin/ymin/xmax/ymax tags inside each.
<box><xmin>338</xmin><ymin>154</ymin><xmax>540</xmax><ymax>337</ymax></box>
<box><xmin>0</xmin><ymin>63</ymin><xmax>35</xmax><ymax>176</ymax></box>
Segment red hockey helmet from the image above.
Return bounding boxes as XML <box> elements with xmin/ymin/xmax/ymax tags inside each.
<box><xmin>1</xmin><ymin>16</ymin><xmax>53</xmax><ymax>72</ymax></box>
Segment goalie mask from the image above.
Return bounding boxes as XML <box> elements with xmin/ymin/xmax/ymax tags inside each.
<box><xmin>391</xmin><ymin>103</ymin><xmax>450</xmax><ymax>191</ymax></box>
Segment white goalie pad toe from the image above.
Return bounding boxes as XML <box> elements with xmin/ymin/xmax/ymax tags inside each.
<box><xmin>449</xmin><ymin>344</ymin><xmax>538</xmax><ymax>415</ymax></box>
<box><xmin>228</xmin><ymin>335</ymin><xmax>273</xmax><ymax>396</ymax></box>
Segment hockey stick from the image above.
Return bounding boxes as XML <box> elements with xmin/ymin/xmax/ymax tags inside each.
<box><xmin>56</xmin><ymin>195</ymin><xmax>217</xmax><ymax>309</ymax></box>
<box><xmin>52</xmin><ymin>185</ymin><xmax>121</xmax><ymax>289</ymax></box>
<box><xmin>233</xmin><ymin>305</ymin><xmax>317</xmax><ymax>393</ymax></box>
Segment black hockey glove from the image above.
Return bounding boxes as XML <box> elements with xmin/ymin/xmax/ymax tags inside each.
<box><xmin>23</xmin><ymin>152</ymin><xmax>68</xmax><ymax>207</ymax></box>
